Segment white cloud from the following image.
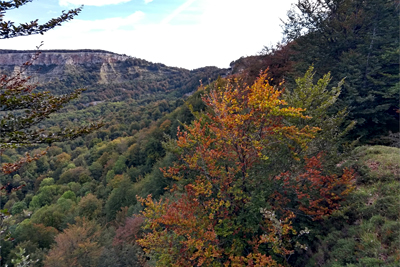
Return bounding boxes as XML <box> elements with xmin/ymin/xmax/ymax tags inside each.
<box><xmin>144</xmin><ymin>0</ymin><xmax>153</xmax><ymax>4</ymax></box>
<box><xmin>59</xmin><ymin>0</ymin><xmax>132</xmax><ymax>7</ymax></box>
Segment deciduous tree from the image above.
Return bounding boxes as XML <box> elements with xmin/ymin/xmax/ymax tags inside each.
<box><xmin>138</xmin><ymin>73</ymin><xmax>355</xmax><ymax>266</ymax></box>
<box><xmin>44</xmin><ymin>218</ymin><xmax>103</xmax><ymax>267</ymax></box>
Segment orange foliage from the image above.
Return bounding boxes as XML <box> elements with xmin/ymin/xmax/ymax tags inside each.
<box><xmin>138</xmin><ymin>73</ymin><xmax>354</xmax><ymax>266</ymax></box>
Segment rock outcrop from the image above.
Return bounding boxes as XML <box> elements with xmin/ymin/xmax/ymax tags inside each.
<box><xmin>0</xmin><ymin>49</ymin><xmax>129</xmax><ymax>66</ymax></box>
<box><xmin>0</xmin><ymin>49</ymin><xmax>134</xmax><ymax>83</ymax></box>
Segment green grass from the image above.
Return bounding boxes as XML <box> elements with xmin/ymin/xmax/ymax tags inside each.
<box><xmin>306</xmin><ymin>145</ymin><xmax>400</xmax><ymax>267</ymax></box>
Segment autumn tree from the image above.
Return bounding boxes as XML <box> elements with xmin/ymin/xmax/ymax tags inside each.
<box><xmin>44</xmin><ymin>218</ymin><xmax>103</xmax><ymax>267</ymax></box>
<box><xmin>137</xmin><ymin>72</ymin><xmax>354</xmax><ymax>266</ymax></box>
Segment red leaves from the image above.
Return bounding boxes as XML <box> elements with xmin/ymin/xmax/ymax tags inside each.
<box><xmin>44</xmin><ymin>217</ymin><xmax>103</xmax><ymax>267</ymax></box>
<box><xmin>277</xmin><ymin>153</ymin><xmax>355</xmax><ymax>220</ymax></box>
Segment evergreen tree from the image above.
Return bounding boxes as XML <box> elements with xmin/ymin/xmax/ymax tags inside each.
<box><xmin>283</xmin><ymin>0</ymin><xmax>399</xmax><ymax>141</ymax></box>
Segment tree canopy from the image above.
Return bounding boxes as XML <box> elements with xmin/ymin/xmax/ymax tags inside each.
<box><xmin>0</xmin><ymin>1</ymin><xmax>98</xmax><ymax>251</ymax></box>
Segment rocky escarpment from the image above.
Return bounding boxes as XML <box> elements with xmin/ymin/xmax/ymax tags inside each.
<box><xmin>0</xmin><ymin>49</ymin><xmax>133</xmax><ymax>84</ymax></box>
<box><xmin>0</xmin><ymin>49</ymin><xmax>128</xmax><ymax>65</ymax></box>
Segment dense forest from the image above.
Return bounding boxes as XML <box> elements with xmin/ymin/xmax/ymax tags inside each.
<box><xmin>0</xmin><ymin>0</ymin><xmax>399</xmax><ymax>266</ymax></box>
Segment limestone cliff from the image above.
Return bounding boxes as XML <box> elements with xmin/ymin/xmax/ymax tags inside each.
<box><xmin>0</xmin><ymin>49</ymin><xmax>177</xmax><ymax>84</ymax></box>
<box><xmin>0</xmin><ymin>49</ymin><xmax>128</xmax><ymax>65</ymax></box>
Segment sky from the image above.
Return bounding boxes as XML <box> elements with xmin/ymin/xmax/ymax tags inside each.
<box><xmin>1</xmin><ymin>0</ymin><xmax>296</xmax><ymax>70</ymax></box>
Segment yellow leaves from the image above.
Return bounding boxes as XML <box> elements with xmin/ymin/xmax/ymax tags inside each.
<box><xmin>261</xmin><ymin>155</ymin><xmax>270</xmax><ymax>161</ymax></box>
<box><xmin>194</xmin><ymin>70</ymin><xmax>320</xmax><ymax>172</ymax></box>
<box><xmin>161</xmin><ymin>165</ymin><xmax>182</xmax><ymax>181</ymax></box>
<box><xmin>230</xmin><ymin>253</ymin><xmax>283</xmax><ymax>267</ymax></box>
<box><xmin>191</xmin><ymin>179</ymin><xmax>212</xmax><ymax>197</ymax></box>
<box><xmin>137</xmin><ymin>194</ymin><xmax>168</xmax><ymax>228</ymax></box>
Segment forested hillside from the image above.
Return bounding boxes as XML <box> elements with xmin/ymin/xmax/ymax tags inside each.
<box><xmin>0</xmin><ymin>0</ymin><xmax>398</xmax><ymax>266</ymax></box>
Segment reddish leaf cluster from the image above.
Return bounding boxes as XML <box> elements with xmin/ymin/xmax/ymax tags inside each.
<box><xmin>275</xmin><ymin>153</ymin><xmax>355</xmax><ymax>220</ymax></box>
<box><xmin>113</xmin><ymin>216</ymin><xmax>145</xmax><ymax>247</ymax></box>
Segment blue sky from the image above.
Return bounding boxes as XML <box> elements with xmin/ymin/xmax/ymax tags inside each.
<box><xmin>2</xmin><ymin>0</ymin><xmax>295</xmax><ymax>69</ymax></box>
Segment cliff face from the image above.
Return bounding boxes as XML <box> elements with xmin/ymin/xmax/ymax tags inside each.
<box><xmin>0</xmin><ymin>49</ymin><xmax>129</xmax><ymax>66</ymax></box>
<box><xmin>0</xmin><ymin>49</ymin><xmax>158</xmax><ymax>84</ymax></box>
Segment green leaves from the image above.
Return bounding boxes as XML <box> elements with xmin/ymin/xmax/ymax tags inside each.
<box><xmin>284</xmin><ymin>66</ymin><xmax>341</xmax><ymax>117</ymax></box>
